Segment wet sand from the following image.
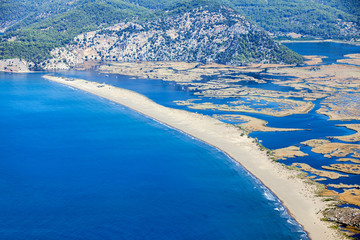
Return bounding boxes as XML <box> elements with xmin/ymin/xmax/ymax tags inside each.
<box><xmin>44</xmin><ymin>75</ymin><xmax>343</xmax><ymax>240</ymax></box>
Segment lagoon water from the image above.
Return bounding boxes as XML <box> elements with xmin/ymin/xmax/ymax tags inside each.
<box><xmin>56</xmin><ymin>42</ymin><xmax>360</xmax><ymax>203</ymax></box>
<box><xmin>2</xmin><ymin>42</ymin><xmax>359</xmax><ymax>239</ymax></box>
<box><xmin>0</xmin><ymin>72</ymin><xmax>308</xmax><ymax>239</ymax></box>
<box><xmin>56</xmin><ymin>42</ymin><xmax>360</xmax><ymax>151</ymax></box>
<box><xmin>284</xmin><ymin>42</ymin><xmax>360</xmax><ymax>65</ymax></box>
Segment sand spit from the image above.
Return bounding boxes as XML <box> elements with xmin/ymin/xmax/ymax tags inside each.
<box><xmin>213</xmin><ymin>114</ymin><xmax>305</xmax><ymax>132</ymax></box>
<box><xmin>322</xmin><ymin>189</ymin><xmax>360</xmax><ymax>207</ymax></box>
<box><xmin>268</xmin><ymin>64</ymin><xmax>360</xmax><ymax>121</ymax></box>
<box><xmin>337</xmin><ymin>54</ymin><xmax>360</xmax><ymax>65</ymax></box>
<box><xmin>273</xmin><ymin>146</ymin><xmax>309</xmax><ymax>160</ymax></box>
<box><xmin>102</xmin><ymin>61</ymin><xmax>360</xmax><ymax>122</ymax></box>
<box><xmin>337</xmin><ymin>158</ymin><xmax>360</xmax><ymax>164</ymax></box>
<box><xmin>44</xmin><ymin>75</ymin><xmax>344</xmax><ymax>240</ymax></box>
<box><xmin>334</xmin><ymin>124</ymin><xmax>360</xmax><ymax>142</ymax></box>
<box><xmin>302</xmin><ymin>139</ymin><xmax>360</xmax><ymax>159</ymax></box>
<box><xmin>101</xmin><ymin>61</ymin><xmax>319</xmax><ymax>117</ymax></box>
<box><xmin>322</xmin><ymin>164</ymin><xmax>360</xmax><ymax>175</ymax></box>
<box><xmin>317</xmin><ymin>92</ymin><xmax>360</xmax><ymax>121</ymax></box>
<box><xmin>99</xmin><ymin>61</ymin><xmax>291</xmax><ymax>84</ymax></box>
<box><xmin>174</xmin><ymin>98</ymin><xmax>314</xmax><ymax>117</ymax></box>
<box><xmin>328</xmin><ymin>183</ymin><xmax>360</xmax><ymax>189</ymax></box>
<box><xmin>303</xmin><ymin>55</ymin><xmax>327</xmax><ymax>65</ymax></box>
<box><xmin>291</xmin><ymin>163</ymin><xmax>348</xmax><ymax>180</ymax></box>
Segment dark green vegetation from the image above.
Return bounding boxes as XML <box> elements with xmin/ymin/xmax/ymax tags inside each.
<box><xmin>1</xmin><ymin>0</ymin><xmax>358</xmax><ymax>67</ymax></box>
<box><xmin>1</xmin><ymin>0</ymin><xmax>152</xmax><ymax>64</ymax></box>
<box><xmin>316</xmin><ymin>0</ymin><xmax>360</xmax><ymax>17</ymax></box>
<box><xmin>73</xmin><ymin>2</ymin><xmax>303</xmax><ymax>65</ymax></box>
<box><xmin>123</xmin><ymin>0</ymin><xmax>360</xmax><ymax>39</ymax></box>
<box><xmin>1</xmin><ymin>0</ymin><xmax>79</xmax><ymax>33</ymax></box>
<box><xmin>233</xmin><ymin>0</ymin><xmax>360</xmax><ymax>40</ymax></box>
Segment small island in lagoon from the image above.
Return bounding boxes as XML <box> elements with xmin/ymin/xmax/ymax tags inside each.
<box><xmin>1</xmin><ymin>0</ymin><xmax>360</xmax><ymax>239</ymax></box>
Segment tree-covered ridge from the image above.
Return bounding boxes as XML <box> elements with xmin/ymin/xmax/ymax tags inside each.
<box><xmin>2</xmin><ymin>0</ymin><xmax>359</xmax><ymax>40</ymax></box>
<box><xmin>315</xmin><ymin>0</ymin><xmax>360</xmax><ymax>17</ymax></box>
<box><xmin>41</xmin><ymin>2</ymin><xmax>303</xmax><ymax>70</ymax></box>
<box><xmin>122</xmin><ymin>0</ymin><xmax>360</xmax><ymax>39</ymax></box>
<box><xmin>1</xmin><ymin>0</ymin><xmax>304</xmax><ymax>68</ymax></box>
<box><xmin>0</xmin><ymin>0</ymin><xmax>152</xmax><ymax>65</ymax></box>
<box><xmin>231</xmin><ymin>0</ymin><xmax>359</xmax><ymax>39</ymax></box>
<box><xmin>1</xmin><ymin>0</ymin><xmax>81</xmax><ymax>32</ymax></box>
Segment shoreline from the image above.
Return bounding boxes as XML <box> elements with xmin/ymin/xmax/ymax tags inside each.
<box><xmin>279</xmin><ymin>39</ymin><xmax>360</xmax><ymax>46</ymax></box>
<box><xmin>44</xmin><ymin>75</ymin><xmax>343</xmax><ymax>240</ymax></box>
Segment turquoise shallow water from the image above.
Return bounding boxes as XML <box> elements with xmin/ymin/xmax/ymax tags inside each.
<box><xmin>0</xmin><ymin>72</ymin><xmax>308</xmax><ymax>239</ymax></box>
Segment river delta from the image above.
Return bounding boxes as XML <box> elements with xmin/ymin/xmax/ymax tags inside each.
<box><xmin>52</xmin><ymin>42</ymin><xmax>360</xmax><ymax>238</ymax></box>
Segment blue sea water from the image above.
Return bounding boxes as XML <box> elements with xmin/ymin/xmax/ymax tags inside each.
<box><xmin>55</xmin><ymin>70</ymin><xmax>358</xmax><ymax>153</ymax></box>
<box><xmin>72</xmin><ymin>43</ymin><xmax>359</xmax><ymax>149</ymax></box>
<box><xmin>53</xmin><ymin>41</ymin><xmax>360</xmax><ymax>217</ymax></box>
<box><xmin>0</xmin><ymin>72</ymin><xmax>308</xmax><ymax>239</ymax></box>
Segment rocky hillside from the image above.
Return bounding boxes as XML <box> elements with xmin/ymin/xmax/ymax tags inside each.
<box><xmin>42</xmin><ymin>3</ymin><xmax>303</xmax><ymax>70</ymax></box>
<box><xmin>122</xmin><ymin>0</ymin><xmax>360</xmax><ymax>40</ymax></box>
<box><xmin>0</xmin><ymin>0</ymin><xmax>152</xmax><ymax>65</ymax></box>
<box><xmin>1</xmin><ymin>0</ymin><xmax>359</xmax><ymax>68</ymax></box>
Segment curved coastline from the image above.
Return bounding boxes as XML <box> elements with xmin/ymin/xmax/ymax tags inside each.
<box><xmin>44</xmin><ymin>75</ymin><xmax>343</xmax><ymax>240</ymax></box>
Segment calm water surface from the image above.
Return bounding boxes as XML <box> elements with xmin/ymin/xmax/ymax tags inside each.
<box><xmin>283</xmin><ymin>42</ymin><xmax>360</xmax><ymax>65</ymax></box>
<box><xmin>69</xmin><ymin>43</ymin><xmax>360</xmax><ymax>148</ymax></box>
<box><xmin>56</xmin><ymin>41</ymin><xmax>360</xmax><ymax>208</ymax></box>
<box><xmin>3</xmin><ymin>42</ymin><xmax>358</xmax><ymax>239</ymax></box>
<box><xmin>0</xmin><ymin>72</ymin><xmax>307</xmax><ymax>239</ymax></box>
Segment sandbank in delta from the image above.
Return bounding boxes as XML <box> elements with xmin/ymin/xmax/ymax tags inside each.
<box><xmin>213</xmin><ymin>114</ymin><xmax>305</xmax><ymax>133</ymax></box>
<box><xmin>44</xmin><ymin>75</ymin><xmax>344</xmax><ymax>240</ymax></box>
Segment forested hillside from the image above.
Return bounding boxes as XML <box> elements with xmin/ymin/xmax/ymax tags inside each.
<box><xmin>1</xmin><ymin>0</ymin><xmax>359</xmax><ymax>70</ymax></box>
<box><xmin>315</xmin><ymin>0</ymin><xmax>360</xmax><ymax>16</ymax></box>
<box><xmin>40</xmin><ymin>1</ymin><xmax>303</xmax><ymax>70</ymax></box>
<box><xmin>1</xmin><ymin>0</ymin><xmax>80</xmax><ymax>32</ymax></box>
<box><xmin>0</xmin><ymin>0</ymin><xmax>152</xmax><ymax>65</ymax></box>
<box><xmin>122</xmin><ymin>0</ymin><xmax>360</xmax><ymax>39</ymax></box>
<box><xmin>232</xmin><ymin>0</ymin><xmax>359</xmax><ymax>39</ymax></box>
<box><xmin>2</xmin><ymin>0</ymin><xmax>359</xmax><ymax>39</ymax></box>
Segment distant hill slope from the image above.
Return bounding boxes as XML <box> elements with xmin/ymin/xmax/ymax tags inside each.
<box><xmin>231</xmin><ymin>0</ymin><xmax>360</xmax><ymax>40</ymax></box>
<box><xmin>122</xmin><ymin>0</ymin><xmax>360</xmax><ymax>40</ymax></box>
<box><xmin>0</xmin><ymin>0</ymin><xmax>303</xmax><ymax>70</ymax></box>
<box><xmin>1</xmin><ymin>0</ymin><xmax>359</xmax><ymax>68</ymax></box>
<box><xmin>2</xmin><ymin>0</ymin><xmax>359</xmax><ymax>40</ymax></box>
<box><xmin>315</xmin><ymin>0</ymin><xmax>360</xmax><ymax>17</ymax></box>
<box><xmin>0</xmin><ymin>0</ymin><xmax>152</xmax><ymax>65</ymax></box>
<box><xmin>42</xmin><ymin>0</ymin><xmax>303</xmax><ymax>70</ymax></box>
<box><xmin>1</xmin><ymin>0</ymin><xmax>81</xmax><ymax>33</ymax></box>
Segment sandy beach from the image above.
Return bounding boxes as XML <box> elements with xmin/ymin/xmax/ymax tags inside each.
<box><xmin>44</xmin><ymin>75</ymin><xmax>343</xmax><ymax>240</ymax></box>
